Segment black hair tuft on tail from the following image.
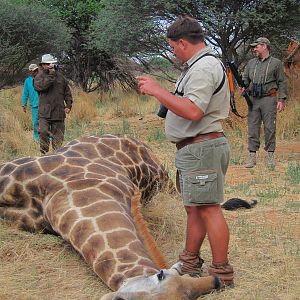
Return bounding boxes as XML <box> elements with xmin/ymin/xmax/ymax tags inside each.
<box><xmin>221</xmin><ymin>198</ymin><xmax>258</xmax><ymax>210</ymax></box>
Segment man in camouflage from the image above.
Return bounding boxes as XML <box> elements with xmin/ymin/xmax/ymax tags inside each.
<box><xmin>243</xmin><ymin>37</ymin><xmax>288</xmax><ymax>168</ymax></box>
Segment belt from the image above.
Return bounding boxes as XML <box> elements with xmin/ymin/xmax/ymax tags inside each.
<box><xmin>266</xmin><ymin>88</ymin><xmax>277</xmax><ymax>97</ymax></box>
<box><xmin>176</xmin><ymin>132</ymin><xmax>225</xmax><ymax>150</ymax></box>
<box><xmin>248</xmin><ymin>88</ymin><xmax>277</xmax><ymax>97</ymax></box>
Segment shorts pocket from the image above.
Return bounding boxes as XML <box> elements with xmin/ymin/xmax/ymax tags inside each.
<box><xmin>182</xmin><ymin>170</ymin><xmax>218</xmax><ymax>204</ymax></box>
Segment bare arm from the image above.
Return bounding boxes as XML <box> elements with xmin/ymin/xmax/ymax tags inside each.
<box><xmin>137</xmin><ymin>76</ymin><xmax>204</xmax><ymax>121</ymax></box>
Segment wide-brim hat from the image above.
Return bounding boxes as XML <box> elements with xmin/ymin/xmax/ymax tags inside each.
<box><xmin>40</xmin><ymin>54</ymin><xmax>58</xmax><ymax>64</ymax></box>
<box><xmin>250</xmin><ymin>37</ymin><xmax>271</xmax><ymax>47</ymax></box>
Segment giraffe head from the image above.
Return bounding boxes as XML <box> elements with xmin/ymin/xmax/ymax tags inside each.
<box><xmin>100</xmin><ymin>269</ymin><xmax>221</xmax><ymax>300</ymax></box>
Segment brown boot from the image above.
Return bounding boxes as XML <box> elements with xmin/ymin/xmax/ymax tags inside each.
<box><xmin>171</xmin><ymin>249</ymin><xmax>204</xmax><ymax>277</ymax></box>
<box><xmin>208</xmin><ymin>261</ymin><xmax>234</xmax><ymax>287</ymax></box>
<box><xmin>267</xmin><ymin>151</ymin><xmax>275</xmax><ymax>168</ymax></box>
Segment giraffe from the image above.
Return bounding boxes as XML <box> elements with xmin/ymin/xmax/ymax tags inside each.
<box><xmin>0</xmin><ymin>134</ymin><xmax>220</xmax><ymax>299</ymax></box>
<box><xmin>284</xmin><ymin>40</ymin><xmax>300</xmax><ymax>79</ymax></box>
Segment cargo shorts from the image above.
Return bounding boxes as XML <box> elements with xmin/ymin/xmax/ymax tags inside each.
<box><xmin>175</xmin><ymin>137</ymin><xmax>230</xmax><ymax>206</ymax></box>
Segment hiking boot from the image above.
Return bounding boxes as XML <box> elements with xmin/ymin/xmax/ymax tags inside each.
<box><xmin>245</xmin><ymin>152</ymin><xmax>256</xmax><ymax>168</ymax></box>
<box><xmin>208</xmin><ymin>261</ymin><xmax>234</xmax><ymax>287</ymax></box>
<box><xmin>171</xmin><ymin>250</ymin><xmax>204</xmax><ymax>277</ymax></box>
<box><xmin>267</xmin><ymin>152</ymin><xmax>275</xmax><ymax>168</ymax></box>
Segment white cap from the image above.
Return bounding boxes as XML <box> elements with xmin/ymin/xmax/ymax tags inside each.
<box><xmin>28</xmin><ymin>64</ymin><xmax>38</xmax><ymax>71</ymax></box>
<box><xmin>41</xmin><ymin>54</ymin><xmax>58</xmax><ymax>64</ymax></box>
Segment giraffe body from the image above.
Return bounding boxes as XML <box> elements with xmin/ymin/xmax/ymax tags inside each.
<box><xmin>0</xmin><ymin>135</ymin><xmax>219</xmax><ymax>298</ymax></box>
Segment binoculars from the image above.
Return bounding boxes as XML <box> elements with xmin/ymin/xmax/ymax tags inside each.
<box><xmin>252</xmin><ymin>83</ymin><xmax>264</xmax><ymax>98</ymax></box>
<box><xmin>157</xmin><ymin>104</ymin><xmax>168</xmax><ymax>118</ymax></box>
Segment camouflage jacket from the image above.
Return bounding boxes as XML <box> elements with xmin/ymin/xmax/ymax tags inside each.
<box><xmin>34</xmin><ymin>69</ymin><xmax>73</xmax><ymax>120</ymax></box>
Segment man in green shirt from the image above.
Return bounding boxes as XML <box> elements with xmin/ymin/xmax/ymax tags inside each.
<box><xmin>242</xmin><ymin>37</ymin><xmax>288</xmax><ymax>168</ymax></box>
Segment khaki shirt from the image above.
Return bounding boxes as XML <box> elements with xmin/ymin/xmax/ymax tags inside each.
<box><xmin>165</xmin><ymin>47</ymin><xmax>230</xmax><ymax>143</ymax></box>
<box><xmin>242</xmin><ymin>55</ymin><xmax>288</xmax><ymax>100</ymax></box>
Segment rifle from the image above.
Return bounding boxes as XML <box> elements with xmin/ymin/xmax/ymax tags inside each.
<box><xmin>227</xmin><ymin>61</ymin><xmax>253</xmax><ymax>111</ymax></box>
<box><xmin>226</xmin><ymin>67</ymin><xmax>245</xmax><ymax>118</ymax></box>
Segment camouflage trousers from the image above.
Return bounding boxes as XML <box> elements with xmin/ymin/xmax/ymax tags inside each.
<box><xmin>39</xmin><ymin>118</ymin><xmax>65</xmax><ymax>154</ymax></box>
<box><xmin>247</xmin><ymin>95</ymin><xmax>277</xmax><ymax>152</ymax></box>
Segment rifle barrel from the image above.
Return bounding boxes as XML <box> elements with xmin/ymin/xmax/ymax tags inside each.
<box><xmin>227</xmin><ymin>61</ymin><xmax>253</xmax><ymax>110</ymax></box>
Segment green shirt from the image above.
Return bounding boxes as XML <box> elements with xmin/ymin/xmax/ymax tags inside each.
<box><xmin>242</xmin><ymin>55</ymin><xmax>288</xmax><ymax>100</ymax></box>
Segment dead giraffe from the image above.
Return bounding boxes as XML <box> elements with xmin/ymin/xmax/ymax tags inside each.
<box><xmin>0</xmin><ymin>135</ymin><xmax>220</xmax><ymax>300</ymax></box>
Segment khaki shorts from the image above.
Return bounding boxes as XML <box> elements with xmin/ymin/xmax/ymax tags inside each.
<box><xmin>175</xmin><ymin>137</ymin><xmax>230</xmax><ymax>206</ymax></box>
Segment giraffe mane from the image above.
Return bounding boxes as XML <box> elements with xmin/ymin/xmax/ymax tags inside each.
<box><xmin>131</xmin><ymin>191</ymin><xmax>168</xmax><ymax>269</ymax></box>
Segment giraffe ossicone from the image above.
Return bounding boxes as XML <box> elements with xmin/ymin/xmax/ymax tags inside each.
<box><xmin>0</xmin><ymin>135</ymin><xmax>220</xmax><ymax>299</ymax></box>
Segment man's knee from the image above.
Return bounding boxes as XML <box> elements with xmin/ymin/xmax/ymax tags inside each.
<box><xmin>198</xmin><ymin>204</ymin><xmax>222</xmax><ymax>219</ymax></box>
<box><xmin>185</xmin><ymin>204</ymin><xmax>221</xmax><ymax>218</ymax></box>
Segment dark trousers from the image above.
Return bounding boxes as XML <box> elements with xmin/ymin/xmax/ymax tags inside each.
<box><xmin>247</xmin><ymin>96</ymin><xmax>277</xmax><ymax>152</ymax></box>
<box><xmin>39</xmin><ymin>118</ymin><xmax>65</xmax><ymax>154</ymax></box>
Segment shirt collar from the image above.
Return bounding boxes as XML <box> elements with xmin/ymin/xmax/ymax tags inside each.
<box><xmin>259</xmin><ymin>54</ymin><xmax>271</xmax><ymax>62</ymax></box>
<box><xmin>185</xmin><ymin>46</ymin><xmax>213</xmax><ymax>68</ymax></box>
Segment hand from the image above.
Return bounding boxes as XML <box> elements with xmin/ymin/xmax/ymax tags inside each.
<box><xmin>48</xmin><ymin>68</ymin><xmax>56</xmax><ymax>75</ymax></box>
<box><xmin>64</xmin><ymin>107</ymin><xmax>71</xmax><ymax>114</ymax></box>
<box><xmin>239</xmin><ymin>87</ymin><xmax>245</xmax><ymax>94</ymax></box>
<box><xmin>22</xmin><ymin>106</ymin><xmax>26</xmax><ymax>113</ymax></box>
<box><xmin>136</xmin><ymin>76</ymin><xmax>163</xmax><ymax>96</ymax></box>
<box><xmin>277</xmin><ymin>101</ymin><xmax>285</xmax><ymax>112</ymax></box>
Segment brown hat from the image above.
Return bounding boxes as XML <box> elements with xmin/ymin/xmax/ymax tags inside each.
<box><xmin>250</xmin><ymin>37</ymin><xmax>271</xmax><ymax>47</ymax></box>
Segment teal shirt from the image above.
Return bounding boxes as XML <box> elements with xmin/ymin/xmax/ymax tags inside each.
<box><xmin>21</xmin><ymin>76</ymin><xmax>39</xmax><ymax>108</ymax></box>
<box><xmin>242</xmin><ymin>55</ymin><xmax>288</xmax><ymax>100</ymax></box>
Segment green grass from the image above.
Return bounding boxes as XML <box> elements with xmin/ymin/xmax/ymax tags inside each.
<box><xmin>285</xmin><ymin>162</ymin><xmax>300</xmax><ymax>184</ymax></box>
<box><xmin>148</xmin><ymin>128</ymin><xmax>166</xmax><ymax>142</ymax></box>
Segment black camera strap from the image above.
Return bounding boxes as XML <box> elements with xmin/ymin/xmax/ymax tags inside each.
<box><xmin>174</xmin><ymin>53</ymin><xmax>226</xmax><ymax>96</ymax></box>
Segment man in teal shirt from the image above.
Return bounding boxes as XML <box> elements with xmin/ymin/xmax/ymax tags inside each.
<box><xmin>21</xmin><ymin>64</ymin><xmax>39</xmax><ymax>143</ymax></box>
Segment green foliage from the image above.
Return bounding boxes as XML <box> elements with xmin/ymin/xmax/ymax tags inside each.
<box><xmin>285</xmin><ymin>162</ymin><xmax>300</xmax><ymax>184</ymax></box>
<box><xmin>91</xmin><ymin>0</ymin><xmax>300</xmax><ymax>66</ymax></box>
<box><xmin>147</xmin><ymin>57</ymin><xmax>173</xmax><ymax>69</ymax></box>
<box><xmin>0</xmin><ymin>0</ymin><xmax>70</xmax><ymax>88</ymax></box>
<box><xmin>33</xmin><ymin>0</ymin><xmax>137</xmax><ymax>93</ymax></box>
<box><xmin>91</xmin><ymin>0</ymin><xmax>167</xmax><ymax>56</ymax></box>
<box><xmin>40</xmin><ymin>0</ymin><xmax>104</xmax><ymax>30</ymax></box>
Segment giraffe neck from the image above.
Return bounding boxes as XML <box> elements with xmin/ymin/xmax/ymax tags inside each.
<box><xmin>45</xmin><ymin>189</ymin><xmax>166</xmax><ymax>290</ymax></box>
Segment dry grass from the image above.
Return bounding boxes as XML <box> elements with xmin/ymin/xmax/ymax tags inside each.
<box><xmin>0</xmin><ymin>78</ymin><xmax>299</xmax><ymax>300</ymax></box>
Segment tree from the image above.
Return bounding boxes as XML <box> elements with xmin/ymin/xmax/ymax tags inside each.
<box><xmin>92</xmin><ymin>0</ymin><xmax>300</xmax><ymax>67</ymax></box>
<box><xmin>34</xmin><ymin>0</ymin><xmax>138</xmax><ymax>92</ymax></box>
<box><xmin>0</xmin><ymin>0</ymin><xmax>70</xmax><ymax>89</ymax></box>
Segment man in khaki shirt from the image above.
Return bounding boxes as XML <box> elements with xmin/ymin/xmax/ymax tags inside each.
<box><xmin>137</xmin><ymin>16</ymin><xmax>233</xmax><ymax>287</ymax></box>
<box><xmin>242</xmin><ymin>37</ymin><xmax>288</xmax><ymax>168</ymax></box>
